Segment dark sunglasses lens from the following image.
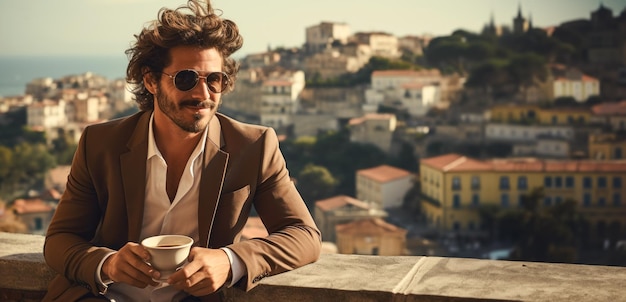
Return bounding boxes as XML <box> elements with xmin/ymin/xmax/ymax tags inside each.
<box><xmin>174</xmin><ymin>70</ymin><xmax>199</xmax><ymax>91</ymax></box>
<box><xmin>206</xmin><ymin>72</ymin><xmax>227</xmax><ymax>93</ymax></box>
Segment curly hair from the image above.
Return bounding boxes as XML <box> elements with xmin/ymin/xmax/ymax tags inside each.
<box><xmin>125</xmin><ymin>0</ymin><xmax>243</xmax><ymax>111</ymax></box>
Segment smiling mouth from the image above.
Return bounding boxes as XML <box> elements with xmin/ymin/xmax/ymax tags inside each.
<box><xmin>181</xmin><ymin>101</ymin><xmax>214</xmax><ymax>110</ymax></box>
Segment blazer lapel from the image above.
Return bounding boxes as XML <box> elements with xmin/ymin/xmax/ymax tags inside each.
<box><xmin>120</xmin><ymin>111</ymin><xmax>151</xmax><ymax>242</ymax></box>
<box><xmin>197</xmin><ymin>115</ymin><xmax>228</xmax><ymax>248</ymax></box>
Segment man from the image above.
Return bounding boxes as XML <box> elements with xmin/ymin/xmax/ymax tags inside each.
<box><xmin>42</xmin><ymin>1</ymin><xmax>321</xmax><ymax>301</ymax></box>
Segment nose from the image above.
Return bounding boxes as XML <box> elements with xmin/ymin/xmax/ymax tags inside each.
<box><xmin>190</xmin><ymin>77</ymin><xmax>215</xmax><ymax>101</ymax></box>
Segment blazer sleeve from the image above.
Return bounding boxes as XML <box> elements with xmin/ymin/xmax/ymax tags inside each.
<box><xmin>43</xmin><ymin>126</ymin><xmax>115</xmax><ymax>296</ymax></box>
<box><xmin>226</xmin><ymin>127</ymin><xmax>322</xmax><ymax>291</ymax></box>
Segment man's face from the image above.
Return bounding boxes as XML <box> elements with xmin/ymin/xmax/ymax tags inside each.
<box><xmin>152</xmin><ymin>46</ymin><xmax>224</xmax><ymax>134</ymax></box>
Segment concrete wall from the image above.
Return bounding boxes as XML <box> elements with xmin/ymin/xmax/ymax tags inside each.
<box><xmin>2</xmin><ymin>232</ymin><xmax>626</xmax><ymax>302</ymax></box>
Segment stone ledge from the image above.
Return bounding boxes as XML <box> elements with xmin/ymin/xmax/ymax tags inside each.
<box><xmin>2</xmin><ymin>232</ymin><xmax>626</xmax><ymax>302</ymax></box>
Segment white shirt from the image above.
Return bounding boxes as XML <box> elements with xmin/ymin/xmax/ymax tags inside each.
<box><xmin>97</xmin><ymin>114</ymin><xmax>243</xmax><ymax>301</ymax></box>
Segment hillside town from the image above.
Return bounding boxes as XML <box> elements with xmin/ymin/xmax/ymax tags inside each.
<box><xmin>1</xmin><ymin>4</ymin><xmax>626</xmax><ymax>266</ymax></box>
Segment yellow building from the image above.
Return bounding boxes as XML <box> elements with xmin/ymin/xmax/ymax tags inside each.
<box><xmin>588</xmin><ymin>133</ymin><xmax>626</xmax><ymax>160</ymax></box>
<box><xmin>420</xmin><ymin>154</ymin><xmax>626</xmax><ymax>241</ymax></box>
<box><xmin>489</xmin><ymin>104</ymin><xmax>540</xmax><ymax>124</ymax></box>
<box><xmin>537</xmin><ymin>108</ymin><xmax>591</xmax><ymax>125</ymax></box>
<box><xmin>489</xmin><ymin>104</ymin><xmax>591</xmax><ymax>125</ymax></box>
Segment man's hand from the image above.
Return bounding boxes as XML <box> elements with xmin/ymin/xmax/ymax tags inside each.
<box><xmin>102</xmin><ymin>242</ymin><xmax>160</xmax><ymax>288</ymax></box>
<box><xmin>167</xmin><ymin>247</ymin><xmax>232</xmax><ymax>297</ymax></box>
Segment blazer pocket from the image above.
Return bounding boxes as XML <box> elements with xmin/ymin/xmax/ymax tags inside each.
<box><xmin>219</xmin><ymin>185</ymin><xmax>251</xmax><ymax>208</ymax></box>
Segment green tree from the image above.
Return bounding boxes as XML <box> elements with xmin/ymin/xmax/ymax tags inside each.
<box><xmin>508</xmin><ymin>188</ymin><xmax>586</xmax><ymax>263</ymax></box>
<box><xmin>9</xmin><ymin>142</ymin><xmax>56</xmax><ymax>196</ymax></box>
<box><xmin>296</xmin><ymin>164</ymin><xmax>338</xmax><ymax>212</ymax></box>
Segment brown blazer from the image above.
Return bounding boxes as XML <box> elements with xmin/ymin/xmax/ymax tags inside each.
<box><xmin>43</xmin><ymin>111</ymin><xmax>321</xmax><ymax>301</ymax></box>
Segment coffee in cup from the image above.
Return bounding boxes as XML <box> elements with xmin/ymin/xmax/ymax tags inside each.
<box><xmin>141</xmin><ymin>234</ymin><xmax>194</xmax><ymax>280</ymax></box>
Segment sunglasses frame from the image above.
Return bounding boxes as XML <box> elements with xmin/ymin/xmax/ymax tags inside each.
<box><xmin>161</xmin><ymin>69</ymin><xmax>230</xmax><ymax>93</ymax></box>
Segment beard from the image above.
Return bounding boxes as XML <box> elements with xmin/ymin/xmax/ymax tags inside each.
<box><xmin>155</xmin><ymin>86</ymin><xmax>217</xmax><ymax>133</ymax></box>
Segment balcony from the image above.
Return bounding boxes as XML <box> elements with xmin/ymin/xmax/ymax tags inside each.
<box><xmin>2</xmin><ymin>231</ymin><xmax>625</xmax><ymax>301</ymax></box>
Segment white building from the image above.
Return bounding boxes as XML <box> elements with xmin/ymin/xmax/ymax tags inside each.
<box><xmin>27</xmin><ymin>99</ymin><xmax>67</xmax><ymax>129</ymax></box>
<box><xmin>399</xmin><ymin>82</ymin><xmax>439</xmax><ymax>116</ymax></box>
<box><xmin>259</xmin><ymin>70</ymin><xmax>305</xmax><ymax>130</ymax></box>
<box><xmin>353</xmin><ymin>32</ymin><xmax>399</xmax><ymax>59</ymax></box>
<box><xmin>485</xmin><ymin>123</ymin><xmax>574</xmax><ymax>142</ymax></box>
<box><xmin>365</xmin><ymin>69</ymin><xmax>443</xmax><ymax>115</ymax></box>
<box><xmin>348</xmin><ymin>113</ymin><xmax>396</xmax><ymax>154</ymax></box>
<box><xmin>356</xmin><ymin>165</ymin><xmax>413</xmax><ymax>209</ymax></box>
<box><xmin>305</xmin><ymin>22</ymin><xmax>351</xmax><ymax>53</ymax></box>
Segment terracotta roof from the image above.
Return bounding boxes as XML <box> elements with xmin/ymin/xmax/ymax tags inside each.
<box><xmin>357</xmin><ymin>165</ymin><xmax>412</xmax><ymax>183</ymax></box>
<box><xmin>422</xmin><ymin>153</ymin><xmax>626</xmax><ymax>172</ymax></box>
<box><xmin>11</xmin><ymin>198</ymin><xmax>53</xmax><ymax>214</ymax></box>
<box><xmin>263</xmin><ymin>80</ymin><xmax>292</xmax><ymax>86</ymax></box>
<box><xmin>335</xmin><ymin>218</ymin><xmax>406</xmax><ymax>236</ymax></box>
<box><xmin>592</xmin><ymin>101</ymin><xmax>626</xmax><ymax>116</ymax></box>
<box><xmin>315</xmin><ymin>195</ymin><xmax>370</xmax><ymax>212</ymax></box>
<box><xmin>421</xmin><ymin>154</ymin><xmax>491</xmax><ymax>171</ymax></box>
<box><xmin>241</xmin><ymin>217</ymin><xmax>268</xmax><ymax>240</ymax></box>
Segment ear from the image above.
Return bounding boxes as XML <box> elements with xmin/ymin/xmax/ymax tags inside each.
<box><xmin>143</xmin><ymin>68</ymin><xmax>157</xmax><ymax>94</ymax></box>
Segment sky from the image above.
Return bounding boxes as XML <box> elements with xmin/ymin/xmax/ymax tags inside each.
<box><xmin>0</xmin><ymin>0</ymin><xmax>624</xmax><ymax>59</ymax></box>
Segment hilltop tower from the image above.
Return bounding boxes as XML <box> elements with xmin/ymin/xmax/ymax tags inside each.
<box><xmin>513</xmin><ymin>3</ymin><xmax>529</xmax><ymax>34</ymax></box>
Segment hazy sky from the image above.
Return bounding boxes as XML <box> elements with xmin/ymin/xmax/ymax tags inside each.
<box><xmin>0</xmin><ymin>0</ymin><xmax>624</xmax><ymax>58</ymax></box>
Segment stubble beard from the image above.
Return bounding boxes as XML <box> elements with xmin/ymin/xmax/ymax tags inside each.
<box><xmin>155</xmin><ymin>86</ymin><xmax>216</xmax><ymax>133</ymax></box>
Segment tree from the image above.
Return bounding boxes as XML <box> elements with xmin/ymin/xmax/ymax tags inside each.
<box><xmin>296</xmin><ymin>164</ymin><xmax>338</xmax><ymax>212</ymax></box>
<box><xmin>508</xmin><ymin>188</ymin><xmax>586</xmax><ymax>263</ymax></box>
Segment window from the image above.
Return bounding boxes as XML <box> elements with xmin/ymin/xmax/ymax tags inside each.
<box><xmin>518</xmin><ymin>194</ymin><xmax>525</xmax><ymax>207</ymax></box>
<box><xmin>615</xmin><ymin>147</ymin><xmax>623</xmax><ymax>159</ymax></box>
<box><xmin>583</xmin><ymin>177</ymin><xmax>592</xmax><ymax>189</ymax></box>
<box><xmin>452</xmin><ymin>176</ymin><xmax>461</xmax><ymax>190</ymax></box>
<box><xmin>598</xmin><ymin>197</ymin><xmax>606</xmax><ymax>207</ymax></box>
<box><xmin>555</xmin><ymin>196</ymin><xmax>562</xmax><ymax>204</ymax></box>
<box><xmin>565</xmin><ymin>176</ymin><xmax>574</xmax><ymax>188</ymax></box>
<box><xmin>554</xmin><ymin>176</ymin><xmax>562</xmax><ymax>188</ymax></box>
<box><xmin>613</xmin><ymin>194</ymin><xmax>621</xmax><ymax>207</ymax></box>
<box><xmin>501</xmin><ymin>193</ymin><xmax>509</xmax><ymax>208</ymax></box>
<box><xmin>472</xmin><ymin>194</ymin><xmax>480</xmax><ymax>207</ymax></box>
<box><xmin>453</xmin><ymin>222</ymin><xmax>461</xmax><ymax>231</ymax></box>
<box><xmin>34</xmin><ymin>217</ymin><xmax>43</xmax><ymax>230</ymax></box>
<box><xmin>453</xmin><ymin>194</ymin><xmax>461</xmax><ymax>208</ymax></box>
<box><xmin>517</xmin><ymin>176</ymin><xmax>528</xmax><ymax>190</ymax></box>
<box><xmin>598</xmin><ymin>177</ymin><xmax>607</xmax><ymax>188</ymax></box>
<box><xmin>544</xmin><ymin>176</ymin><xmax>552</xmax><ymax>188</ymax></box>
<box><xmin>471</xmin><ymin>176</ymin><xmax>480</xmax><ymax>190</ymax></box>
<box><xmin>544</xmin><ymin>196</ymin><xmax>552</xmax><ymax>206</ymax></box>
<box><xmin>500</xmin><ymin>176</ymin><xmax>510</xmax><ymax>190</ymax></box>
<box><xmin>583</xmin><ymin>193</ymin><xmax>591</xmax><ymax>207</ymax></box>
<box><xmin>614</xmin><ymin>177</ymin><xmax>622</xmax><ymax>189</ymax></box>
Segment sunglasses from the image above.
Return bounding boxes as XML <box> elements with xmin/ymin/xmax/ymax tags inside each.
<box><xmin>161</xmin><ymin>69</ymin><xmax>230</xmax><ymax>93</ymax></box>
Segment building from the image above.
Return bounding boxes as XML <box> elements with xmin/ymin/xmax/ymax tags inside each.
<box><xmin>352</xmin><ymin>32</ymin><xmax>399</xmax><ymax>59</ymax></box>
<box><xmin>420</xmin><ymin>153</ymin><xmax>626</xmax><ymax>242</ymax></box>
<box><xmin>356</xmin><ymin>165</ymin><xmax>413</xmax><ymax>209</ymax></box>
<box><xmin>10</xmin><ymin>198</ymin><xmax>55</xmax><ymax>235</ymax></box>
<box><xmin>348</xmin><ymin>113</ymin><xmax>397</xmax><ymax>153</ymax></box>
<box><xmin>591</xmin><ymin>100</ymin><xmax>626</xmax><ymax>131</ymax></box>
<box><xmin>259</xmin><ymin>70</ymin><xmax>305</xmax><ymax>131</ymax></box>
<box><xmin>305</xmin><ymin>22</ymin><xmax>351</xmax><ymax>54</ymax></box>
<box><xmin>546</xmin><ymin>65</ymin><xmax>601</xmax><ymax>102</ymax></box>
<box><xmin>489</xmin><ymin>104</ymin><xmax>591</xmax><ymax>125</ymax></box>
<box><xmin>588</xmin><ymin>133</ymin><xmax>626</xmax><ymax>160</ymax></box>
<box><xmin>314</xmin><ymin>195</ymin><xmax>387</xmax><ymax>243</ymax></box>
<box><xmin>335</xmin><ymin>218</ymin><xmax>407</xmax><ymax>256</ymax></box>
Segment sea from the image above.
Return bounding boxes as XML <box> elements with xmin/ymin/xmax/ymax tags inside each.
<box><xmin>0</xmin><ymin>55</ymin><xmax>129</xmax><ymax>97</ymax></box>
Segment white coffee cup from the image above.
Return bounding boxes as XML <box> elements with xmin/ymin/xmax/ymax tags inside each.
<box><xmin>141</xmin><ymin>235</ymin><xmax>194</xmax><ymax>279</ymax></box>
